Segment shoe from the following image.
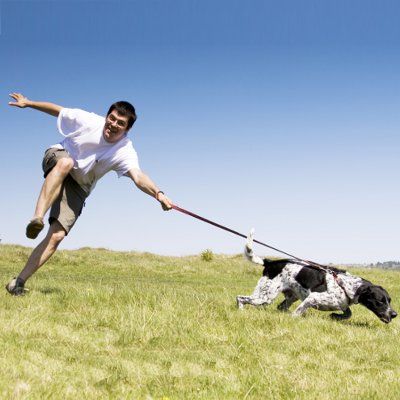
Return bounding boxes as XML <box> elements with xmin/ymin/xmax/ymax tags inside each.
<box><xmin>26</xmin><ymin>218</ymin><xmax>44</xmax><ymax>239</ymax></box>
<box><xmin>5</xmin><ymin>277</ymin><xmax>27</xmax><ymax>296</ymax></box>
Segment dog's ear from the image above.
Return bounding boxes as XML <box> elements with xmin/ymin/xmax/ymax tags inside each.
<box><xmin>354</xmin><ymin>282</ymin><xmax>372</xmax><ymax>305</ymax></box>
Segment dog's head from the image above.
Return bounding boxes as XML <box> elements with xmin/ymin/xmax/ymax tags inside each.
<box><xmin>356</xmin><ymin>282</ymin><xmax>397</xmax><ymax>323</ymax></box>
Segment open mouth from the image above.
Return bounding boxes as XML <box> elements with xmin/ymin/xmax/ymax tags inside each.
<box><xmin>379</xmin><ymin>316</ymin><xmax>391</xmax><ymax>324</ymax></box>
<box><xmin>107</xmin><ymin>128</ymin><xmax>115</xmax><ymax>134</ymax></box>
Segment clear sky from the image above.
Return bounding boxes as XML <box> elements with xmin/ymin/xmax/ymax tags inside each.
<box><xmin>1</xmin><ymin>0</ymin><xmax>399</xmax><ymax>264</ymax></box>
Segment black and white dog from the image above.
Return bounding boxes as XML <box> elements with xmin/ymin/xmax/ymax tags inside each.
<box><xmin>236</xmin><ymin>230</ymin><xmax>397</xmax><ymax>323</ymax></box>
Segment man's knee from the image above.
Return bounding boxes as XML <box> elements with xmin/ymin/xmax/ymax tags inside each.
<box><xmin>54</xmin><ymin>157</ymin><xmax>74</xmax><ymax>175</ymax></box>
<box><xmin>48</xmin><ymin>222</ymin><xmax>67</xmax><ymax>248</ymax></box>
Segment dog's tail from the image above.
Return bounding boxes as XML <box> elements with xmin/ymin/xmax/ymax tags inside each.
<box><xmin>244</xmin><ymin>229</ymin><xmax>294</xmax><ymax>274</ymax></box>
<box><xmin>244</xmin><ymin>229</ymin><xmax>264</xmax><ymax>266</ymax></box>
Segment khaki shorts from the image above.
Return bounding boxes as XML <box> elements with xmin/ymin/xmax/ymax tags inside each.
<box><xmin>42</xmin><ymin>148</ymin><xmax>88</xmax><ymax>235</ymax></box>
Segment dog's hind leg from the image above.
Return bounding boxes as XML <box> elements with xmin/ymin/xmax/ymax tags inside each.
<box><xmin>277</xmin><ymin>291</ymin><xmax>298</xmax><ymax>311</ymax></box>
<box><xmin>330</xmin><ymin>308</ymin><xmax>352</xmax><ymax>320</ymax></box>
<box><xmin>237</xmin><ymin>276</ymin><xmax>282</xmax><ymax>309</ymax></box>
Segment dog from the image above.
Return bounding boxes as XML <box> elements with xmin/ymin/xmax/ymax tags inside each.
<box><xmin>236</xmin><ymin>230</ymin><xmax>397</xmax><ymax>323</ymax></box>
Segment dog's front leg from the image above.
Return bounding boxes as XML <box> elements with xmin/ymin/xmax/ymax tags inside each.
<box><xmin>237</xmin><ymin>276</ymin><xmax>282</xmax><ymax>309</ymax></box>
<box><xmin>292</xmin><ymin>292</ymin><xmax>342</xmax><ymax>317</ymax></box>
<box><xmin>292</xmin><ymin>294</ymin><xmax>319</xmax><ymax>317</ymax></box>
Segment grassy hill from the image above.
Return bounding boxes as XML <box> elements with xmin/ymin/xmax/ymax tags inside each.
<box><xmin>1</xmin><ymin>244</ymin><xmax>399</xmax><ymax>399</ymax></box>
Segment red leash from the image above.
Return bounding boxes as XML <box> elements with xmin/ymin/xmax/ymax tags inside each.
<box><xmin>172</xmin><ymin>204</ymin><xmax>327</xmax><ymax>269</ymax></box>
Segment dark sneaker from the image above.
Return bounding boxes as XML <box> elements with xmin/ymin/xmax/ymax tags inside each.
<box><xmin>26</xmin><ymin>218</ymin><xmax>44</xmax><ymax>239</ymax></box>
<box><xmin>5</xmin><ymin>277</ymin><xmax>27</xmax><ymax>296</ymax></box>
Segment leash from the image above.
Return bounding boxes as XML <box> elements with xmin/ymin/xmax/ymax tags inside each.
<box><xmin>172</xmin><ymin>204</ymin><xmax>351</xmax><ymax>300</ymax></box>
<box><xmin>172</xmin><ymin>204</ymin><xmax>326</xmax><ymax>267</ymax></box>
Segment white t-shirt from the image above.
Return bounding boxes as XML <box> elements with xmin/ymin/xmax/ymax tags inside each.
<box><xmin>51</xmin><ymin>108</ymin><xmax>140</xmax><ymax>194</ymax></box>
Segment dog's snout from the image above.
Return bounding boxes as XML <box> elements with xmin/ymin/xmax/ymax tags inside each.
<box><xmin>391</xmin><ymin>310</ymin><xmax>397</xmax><ymax>319</ymax></box>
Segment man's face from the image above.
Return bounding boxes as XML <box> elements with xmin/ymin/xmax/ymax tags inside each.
<box><xmin>103</xmin><ymin>110</ymin><xmax>130</xmax><ymax>143</ymax></box>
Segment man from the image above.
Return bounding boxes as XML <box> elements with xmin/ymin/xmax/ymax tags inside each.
<box><xmin>6</xmin><ymin>92</ymin><xmax>173</xmax><ymax>295</ymax></box>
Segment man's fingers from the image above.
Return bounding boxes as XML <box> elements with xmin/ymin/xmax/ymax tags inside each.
<box><xmin>161</xmin><ymin>198</ymin><xmax>173</xmax><ymax>211</ymax></box>
<box><xmin>9</xmin><ymin>93</ymin><xmax>24</xmax><ymax>101</ymax></box>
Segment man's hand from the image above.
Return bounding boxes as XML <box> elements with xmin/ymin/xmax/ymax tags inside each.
<box><xmin>157</xmin><ymin>192</ymin><xmax>173</xmax><ymax>211</ymax></box>
<box><xmin>9</xmin><ymin>93</ymin><xmax>30</xmax><ymax>108</ymax></box>
<box><xmin>8</xmin><ymin>93</ymin><xmax>62</xmax><ymax>116</ymax></box>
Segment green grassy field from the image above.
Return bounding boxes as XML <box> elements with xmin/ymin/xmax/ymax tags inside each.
<box><xmin>1</xmin><ymin>244</ymin><xmax>399</xmax><ymax>399</ymax></box>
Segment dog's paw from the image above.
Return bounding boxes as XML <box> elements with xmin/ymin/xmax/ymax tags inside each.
<box><xmin>236</xmin><ymin>296</ymin><xmax>245</xmax><ymax>310</ymax></box>
<box><xmin>330</xmin><ymin>308</ymin><xmax>352</xmax><ymax>320</ymax></box>
<box><xmin>277</xmin><ymin>302</ymin><xmax>290</xmax><ymax>312</ymax></box>
<box><xmin>291</xmin><ymin>310</ymin><xmax>305</xmax><ymax>318</ymax></box>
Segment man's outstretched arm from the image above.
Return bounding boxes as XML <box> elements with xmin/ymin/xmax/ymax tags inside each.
<box><xmin>127</xmin><ymin>168</ymin><xmax>173</xmax><ymax>211</ymax></box>
<box><xmin>8</xmin><ymin>92</ymin><xmax>63</xmax><ymax>117</ymax></box>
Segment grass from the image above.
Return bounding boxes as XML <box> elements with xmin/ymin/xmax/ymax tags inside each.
<box><xmin>0</xmin><ymin>244</ymin><xmax>399</xmax><ymax>399</ymax></box>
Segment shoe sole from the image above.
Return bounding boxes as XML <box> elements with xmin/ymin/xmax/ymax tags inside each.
<box><xmin>5</xmin><ymin>285</ymin><xmax>26</xmax><ymax>296</ymax></box>
<box><xmin>26</xmin><ymin>219</ymin><xmax>44</xmax><ymax>239</ymax></box>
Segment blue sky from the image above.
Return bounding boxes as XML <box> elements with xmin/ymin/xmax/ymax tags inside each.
<box><xmin>1</xmin><ymin>0</ymin><xmax>399</xmax><ymax>264</ymax></box>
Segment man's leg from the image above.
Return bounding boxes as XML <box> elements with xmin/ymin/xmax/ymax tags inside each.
<box><xmin>6</xmin><ymin>221</ymin><xmax>66</xmax><ymax>295</ymax></box>
<box><xmin>7</xmin><ymin>166</ymin><xmax>86</xmax><ymax>295</ymax></box>
<box><xmin>20</xmin><ymin>221</ymin><xmax>66</xmax><ymax>281</ymax></box>
<box><xmin>27</xmin><ymin>157</ymin><xmax>74</xmax><ymax>239</ymax></box>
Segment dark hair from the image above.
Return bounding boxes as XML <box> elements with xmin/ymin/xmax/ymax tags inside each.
<box><xmin>107</xmin><ymin>101</ymin><xmax>137</xmax><ymax>130</ymax></box>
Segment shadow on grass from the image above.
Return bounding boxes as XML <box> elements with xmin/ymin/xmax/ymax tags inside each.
<box><xmin>37</xmin><ymin>287</ymin><xmax>63</xmax><ymax>295</ymax></box>
<box><xmin>337</xmin><ymin>319</ymin><xmax>374</xmax><ymax>328</ymax></box>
